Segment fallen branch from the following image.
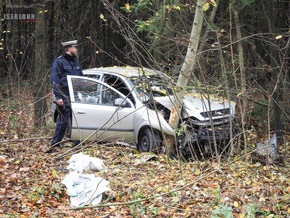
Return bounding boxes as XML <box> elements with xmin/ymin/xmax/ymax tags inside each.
<box><xmin>0</xmin><ymin>136</ymin><xmax>52</xmax><ymax>144</ymax></box>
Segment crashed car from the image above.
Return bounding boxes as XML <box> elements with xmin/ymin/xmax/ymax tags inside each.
<box><xmin>51</xmin><ymin>66</ymin><xmax>237</xmax><ymax>157</ymax></box>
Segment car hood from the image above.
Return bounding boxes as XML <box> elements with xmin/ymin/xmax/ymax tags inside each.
<box><xmin>154</xmin><ymin>93</ymin><xmax>236</xmax><ymax>121</ymax></box>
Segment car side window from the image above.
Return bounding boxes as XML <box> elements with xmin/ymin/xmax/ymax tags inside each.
<box><xmin>71</xmin><ymin>78</ymin><xmax>99</xmax><ymax>103</ymax></box>
<box><xmin>71</xmin><ymin>77</ymin><xmax>125</xmax><ymax>106</ymax></box>
<box><xmin>99</xmin><ymin>84</ymin><xmax>121</xmax><ymax>105</ymax></box>
<box><xmin>104</xmin><ymin>75</ymin><xmax>135</xmax><ymax>105</ymax></box>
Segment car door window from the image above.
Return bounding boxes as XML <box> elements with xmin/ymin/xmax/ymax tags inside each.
<box><xmin>104</xmin><ymin>75</ymin><xmax>135</xmax><ymax>104</ymax></box>
<box><xmin>71</xmin><ymin>77</ymin><xmax>125</xmax><ymax>106</ymax></box>
<box><xmin>71</xmin><ymin>78</ymin><xmax>100</xmax><ymax>104</ymax></box>
<box><xmin>100</xmin><ymin>85</ymin><xmax>121</xmax><ymax>105</ymax></box>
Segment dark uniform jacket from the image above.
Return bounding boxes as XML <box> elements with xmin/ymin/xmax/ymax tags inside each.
<box><xmin>50</xmin><ymin>52</ymin><xmax>83</xmax><ymax>100</ymax></box>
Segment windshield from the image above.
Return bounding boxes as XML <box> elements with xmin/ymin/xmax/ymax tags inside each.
<box><xmin>129</xmin><ymin>73</ymin><xmax>174</xmax><ymax>102</ymax></box>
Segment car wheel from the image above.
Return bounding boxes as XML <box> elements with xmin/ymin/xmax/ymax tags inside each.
<box><xmin>138</xmin><ymin>128</ymin><xmax>161</xmax><ymax>152</ymax></box>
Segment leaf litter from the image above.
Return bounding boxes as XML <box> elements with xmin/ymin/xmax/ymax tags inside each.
<box><xmin>0</xmin><ymin>91</ymin><xmax>290</xmax><ymax>217</ymax></box>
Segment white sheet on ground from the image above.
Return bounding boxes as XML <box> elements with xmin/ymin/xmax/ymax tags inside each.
<box><xmin>61</xmin><ymin>171</ymin><xmax>111</xmax><ymax>207</ymax></box>
<box><xmin>61</xmin><ymin>152</ymin><xmax>110</xmax><ymax>207</ymax></box>
<box><xmin>67</xmin><ymin>152</ymin><xmax>107</xmax><ymax>173</ymax></box>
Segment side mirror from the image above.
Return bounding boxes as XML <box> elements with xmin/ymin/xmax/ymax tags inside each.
<box><xmin>114</xmin><ymin>98</ymin><xmax>128</xmax><ymax>107</ymax></box>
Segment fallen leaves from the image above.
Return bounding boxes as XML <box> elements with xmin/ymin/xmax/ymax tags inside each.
<box><xmin>0</xmin><ymin>89</ymin><xmax>290</xmax><ymax>217</ymax></box>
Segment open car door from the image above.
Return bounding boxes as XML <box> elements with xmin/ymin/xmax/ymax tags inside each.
<box><xmin>67</xmin><ymin>75</ymin><xmax>135</xmax><ymax>143</ymax></box>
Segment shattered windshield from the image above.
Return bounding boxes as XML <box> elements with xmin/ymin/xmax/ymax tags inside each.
<box><xmin>129</xmin><ymin>73</ymin><xmax>174</xmax><ymax>102</ymax></box>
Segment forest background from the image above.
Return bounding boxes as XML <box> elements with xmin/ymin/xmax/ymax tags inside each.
<box><xmin>1</xmin><ymin>0</ymin><xmax>289</xmax><ymax>141</ymax></box>
<box><xmin>0</xmin><ymin>0</ymin><xmax>289</xmax><ymax>217</ymax></box>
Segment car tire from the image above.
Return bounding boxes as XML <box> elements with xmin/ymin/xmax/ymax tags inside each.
<box><xmin>138</xmin><ymin>128</ymin><xmax>161</xmax><ymax>152</ymax></box>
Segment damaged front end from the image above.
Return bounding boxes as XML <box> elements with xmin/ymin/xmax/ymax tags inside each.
<box><xmin>154</xmin><ymin>93</ymin><xmax>238</xmax><ymax>159</ymax></box>
<box><xmin>178</xmin><ymin>95</ymin><xmax>238</xmax><ymax>159</ymax></box>
<box><xmin>178</xmin><ymin>118</ymin><xmax>239</xmax><ymax>160</ymax></box>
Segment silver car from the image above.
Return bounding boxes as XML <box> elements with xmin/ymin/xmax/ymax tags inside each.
<box><xmin>52</xmin><ymin>66</ymin><xmax>237</xmax><ymax>156</ymax></box>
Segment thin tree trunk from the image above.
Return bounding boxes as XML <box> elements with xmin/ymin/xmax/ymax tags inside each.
<box><xmin>165</xmin><ymin>0</ymin><xmax>204</xmax><ymax>157</ymax></box>
<box><xmin>267</xmin><ymin>0</ymin><xmax>284</xmax><ymax>146</ymax></box>
<box><xmin>33</xmin><ymin>2</ymin><xmax>48</xmax><ymax>128</ymax></box>
<box><xmin>231</xmin><ymin>0</ymin><xmax>248</xmax><ymax>151</ymax></box>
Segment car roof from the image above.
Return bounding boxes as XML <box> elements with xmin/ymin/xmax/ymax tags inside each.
<box><xmin>82</xmin><ymin>66</ymin><xmax>163</xmax><ymax>78</ymax></box>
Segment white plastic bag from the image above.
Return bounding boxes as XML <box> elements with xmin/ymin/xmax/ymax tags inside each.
<box><xmin>67</xmin><ymin>152</ymin><xmax>107</xmax><ymax>173</ymax></box>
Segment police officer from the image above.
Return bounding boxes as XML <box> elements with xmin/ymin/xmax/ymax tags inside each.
<box><xmin>47</xmin><ymin>40</ymin><xmax>83</xmax><ymax>152</ymax></box>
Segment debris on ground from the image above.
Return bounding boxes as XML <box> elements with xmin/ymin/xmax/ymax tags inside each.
<box><xmin>62</xmin><ymin>152</ymin><xmax>110</xmax><ymax>207</ymax></box>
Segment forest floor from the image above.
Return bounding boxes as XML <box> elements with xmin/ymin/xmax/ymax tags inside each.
<box><xmin>0</xmin><ymin>90</ymin><xmax>290</xmax><ymax>218</ymax></box>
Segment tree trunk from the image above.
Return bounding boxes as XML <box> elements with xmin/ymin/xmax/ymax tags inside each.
<box><xmin>33</xmin><ymin>2</ymin><xmax>48</xmax><ymax>128</ymax></box>
<box><xmin>231</xmin><ymin>0</ymin><xmax>248</xmax><ymax>150</ymax></box>
<box><xmin>165</xmin><ymin>0</ymin><xmax>204</xmax><ymax>157</ymax></box>
<box><xmin>267</xmin><ymin>0</ymin><xmax>284</xmax><ymax>146</ymax></box>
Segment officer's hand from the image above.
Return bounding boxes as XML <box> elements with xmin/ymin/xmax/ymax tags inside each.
<box><xmin>56</xmin><ymin>98</ymin><xmax>64</xmax><ymax>107</ymax></box>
